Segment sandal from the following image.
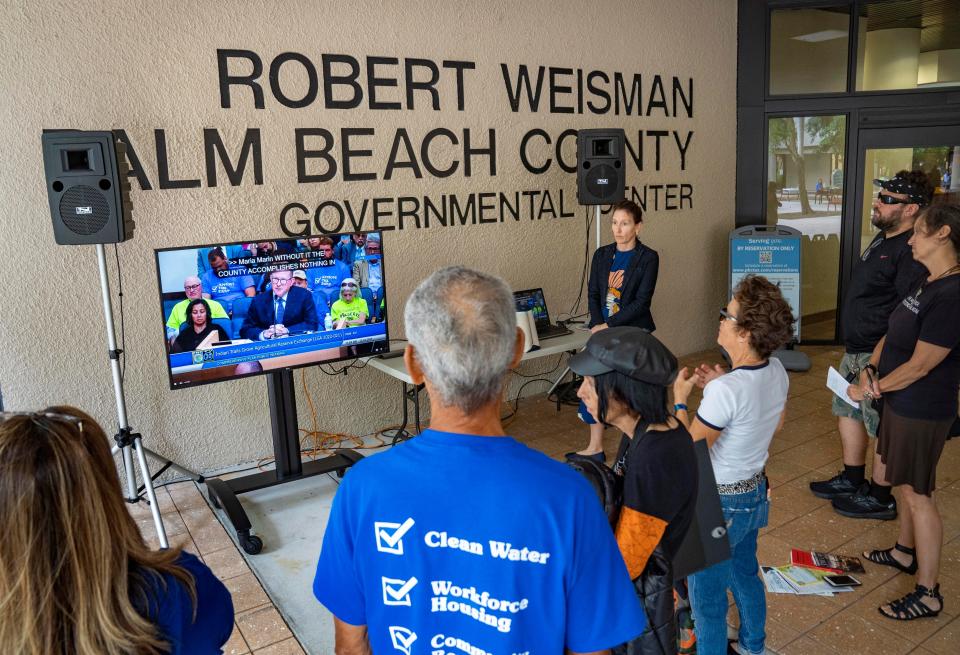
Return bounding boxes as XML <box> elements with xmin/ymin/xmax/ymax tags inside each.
<box><xmin>864</xmin><ymin>543</ymin><xmax>918</xmax><ymax>575</ymax></box>
<box><xmin>878</xmin><ymin>584</ymin><xmax>943</xmax><ymax>620</ymax></box>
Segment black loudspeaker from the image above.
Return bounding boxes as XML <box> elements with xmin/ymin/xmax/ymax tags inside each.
<box><xmin>576</xmin><ymin>128</ymin><xmax>626</xmax><ymax>206</ymax></box>
<box><xmin>41</xmin><ymin>130</ymin><xmax>134</xmax><ymax>245</ymax></box>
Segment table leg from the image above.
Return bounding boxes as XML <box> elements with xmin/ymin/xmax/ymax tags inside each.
<box><xmin>388</xmin><ymin>381</ymin><xmax>425</xmax><ymax>445</ymax></box>
<box><xmin>412</xmin><ymin>382</ymin><xmax>422</xmax><ymax>433</ymax></box>
<box><xmin>388</xmin><ymin>382</ymin><xmax>411</xmax><ymax>446</ymax></box>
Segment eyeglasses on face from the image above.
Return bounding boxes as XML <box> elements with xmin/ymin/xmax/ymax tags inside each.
<box><xmin>877</xmin><ymin>191</ymin><xmax>912</xmax><ymax>205</ymax></box>
<box><xmin>341</xmin><ymin>283</ymin><xmax>357</xmax><ymax>288</ymax></box>
<box><xmin>719</xmin><ymin>307</ymin><xmax>738</xmax><ymax>323</ymax></box>
<box><xmin>184</xmin><ymin>283</ymin><xmax>201</xmax><ymax>291</ymax></box>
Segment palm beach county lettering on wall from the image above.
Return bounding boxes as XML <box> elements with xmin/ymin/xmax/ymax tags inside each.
<box><xmin>117</xmin><ymin>50</ymin><xmax>695</xmax><ymax>235</ymax></box>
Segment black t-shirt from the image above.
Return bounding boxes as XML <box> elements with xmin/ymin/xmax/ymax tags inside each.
<box><xmin>171</xmin><ymin>323</ymin><xmax>222</xmax><ymax>353</ymax></box>
<box><xmin>842</xmin><ymin>230</ymin><xmax>927</xmax><ymax>353</ymax></box>
<box><xmin>613</xmin><ymin>422</ymin><xmax>698</xmax><ymax>559</ymax></box>
<box><xmin>879</xmin><ymin>275</ymin><xmax>960</xmax><ymax>420</ymax></box>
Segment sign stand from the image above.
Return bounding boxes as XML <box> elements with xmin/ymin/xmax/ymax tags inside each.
<box><xmin>729</xmin><ymin>225</ymin><xmax>810</xmax><ymax>372</ymax></box>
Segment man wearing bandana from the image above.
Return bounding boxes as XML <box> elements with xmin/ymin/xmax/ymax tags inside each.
<box><xmin>809</xmin><ymin>170</ymin><xmax>934</xmax><ymax>519</ymax></box>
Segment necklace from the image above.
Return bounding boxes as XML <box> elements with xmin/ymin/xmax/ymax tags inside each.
<box><xmin>932</xmin><ymin>264</ymin><xmax>960</xmax><ymax>281</ymax></box>
<box><xmin>917</xmin><ymin>264</ymin><xmax>960</xmax><ymax>297</ymax></box>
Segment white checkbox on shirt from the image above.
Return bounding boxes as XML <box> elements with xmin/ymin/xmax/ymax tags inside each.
<box><xmin>381</xmin><ymin>576</ymin><xmax>418</xmax><ymax>606</ymax></box>
<box><xmin>374</xmin><ymin>518</ymin><xmax>415</xmax><ymax>555</ymax></box>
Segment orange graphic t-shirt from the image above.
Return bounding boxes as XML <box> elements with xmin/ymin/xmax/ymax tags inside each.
<box><xmin>604</xmin><ymin>250</ymin><xmax>635</xmax><ymax>320</ymax></box>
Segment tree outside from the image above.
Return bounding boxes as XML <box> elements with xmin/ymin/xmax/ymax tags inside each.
<box><xmin>768</xmin><ymin>116</ymin><xmax>846</xmax><ymax>216</ymax></box>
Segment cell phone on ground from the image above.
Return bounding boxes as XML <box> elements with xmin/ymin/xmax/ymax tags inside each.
<box><xmin>824</xmin><ymin>574</ymin><xmax>861</xmax><ymax>587</ymax></box>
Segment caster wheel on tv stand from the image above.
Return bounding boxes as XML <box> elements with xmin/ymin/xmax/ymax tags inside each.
<box><xmin>239</xmin><ymin>534</ymin><xmax>263</xmax><ymax>555</ymax></box>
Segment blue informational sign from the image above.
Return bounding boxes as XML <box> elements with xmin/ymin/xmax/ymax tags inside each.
<box><xmin>729</xmin><ymin>226</ymin><xmax>802</xmax><ymax>340</ymax></box>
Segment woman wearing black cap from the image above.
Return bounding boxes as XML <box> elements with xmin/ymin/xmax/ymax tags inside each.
<box><xmin>570</xmin><ymin>327</ymin><xmax>698</xmax><ymax>655</ymax></box>
<box><xmin>571</xmin><ymin>199</ymin><xmax>660</xmax><ymax>463</ymax></box>
<box><xmin>672</xmin><ymin>275</ymin><xmax>794</xmax><ymax>655</ymax></box>
<box><xmin>848</xmin><ymin>203</ymin><xmax>960</xmax><ymax>621</ymax></box>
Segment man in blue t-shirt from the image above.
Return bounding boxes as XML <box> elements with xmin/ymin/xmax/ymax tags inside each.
<box><xmin>352</xmin><ymin>233</ymin><xmax>383</xmax><ymax>300</ymax></box>
<box><xmin>201</xmin><ymin>248</ymin><xmax>256</xmax><ymax>314</ymax></box>
<box><xmin>196</xmin><ymin>243</ymin><xmax>247</xmax><ymax>276</ymax></box>
<box><xmin>335</xmin><ymin>232</ymin><xmax>368</xmax><ymax>265</ymax></box>
<box><xmin>304</xmin><ymin>237</ymin><xmax>351</xmax><ymax>308</ymax></box>
<box><xmin>314</xmin><ymin>266</ymin><xmax>644</xmax><ymax>654</ymax></box>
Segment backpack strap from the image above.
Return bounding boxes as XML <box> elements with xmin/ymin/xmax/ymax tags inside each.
<box><xmin>565</xmin><ymin>455</ymin><xmax>623</xmax><ymax>528</ymax></box>
<box><xmin>567</xmin><ymin>421</ymin><xmax>653</xmax><ymax>529</ymax></box>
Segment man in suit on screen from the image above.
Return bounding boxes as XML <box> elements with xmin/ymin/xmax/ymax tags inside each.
<box><xmin>240</xmin><ymin>269</ymin><xmax>319</xmax><ymax>340</ymax></box>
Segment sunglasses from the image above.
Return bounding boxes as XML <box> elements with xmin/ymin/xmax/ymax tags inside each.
<box><xmin>0</xmin><ymin>411</ymin><xmax>84</xmax><ymax>432</ymax></box>
<box><xmin>719</xmin><ymin>307</ymin><xmax>738</xmax><ymax>323</ymax></box>
<box><xmin>341</xmin><ymin>283</ymin><xmax>357</xmax><ymax>288</ymax></box>
<box><xmin>877</xmin><ymin>191</ymin><xmax>913</xmax><ymax>205</ymax></box>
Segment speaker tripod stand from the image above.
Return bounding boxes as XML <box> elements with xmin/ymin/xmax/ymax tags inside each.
<box><xmin>95</xmin><ymin>244</ymin><xmax>202</xmax><ymax>548</ymax></box>
<box><xmin>548</xmin><ymin>204</ymin><xmax>603</xmax><ymax>402</ymax></box>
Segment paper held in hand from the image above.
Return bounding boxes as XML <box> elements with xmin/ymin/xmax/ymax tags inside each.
<box><xmin>827</xmin><ymin>366</ymin><xmax>859</xmax><ymax>408</ymax></box>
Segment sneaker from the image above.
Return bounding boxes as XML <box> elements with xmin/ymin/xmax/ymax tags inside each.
<box><xmin>809</xmin><ymin>472</ymin><xmax>862</xmax><ymax>499</ymax></box>
<box><xmin>832</xmin><ymin>488</ymin><xmax>897</xmax><ymax>520</ymax></box>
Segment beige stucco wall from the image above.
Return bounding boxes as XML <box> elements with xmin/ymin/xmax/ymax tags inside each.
<box><xmin>0</xmin><ymin>0</ymin><xmax>736</xmax><ymax>471</ymax></box>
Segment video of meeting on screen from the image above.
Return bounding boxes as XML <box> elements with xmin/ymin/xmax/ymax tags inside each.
<box><xmin>154</xmin><ymin>232</ymin><xmax>389</xmax><ymax>389</ymax></box>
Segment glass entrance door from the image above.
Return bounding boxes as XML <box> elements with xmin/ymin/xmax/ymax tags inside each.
<box><xmin>843</xmin><ymin>125</ymin><xmax>960</xmax><ymax>338</ymax></box>
<box><xmin>857</xmin><ymin>133</ymin><xmax>959</xmax><ymax>253</ymax></box>
<box><xmin>766</xmin><ymin>115</ymin><xmax>848</xmax><ymax>342</ymax></box>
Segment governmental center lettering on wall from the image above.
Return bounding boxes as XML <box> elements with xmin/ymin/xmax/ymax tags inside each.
<box><xmin>113</xmin><ymin>49</ymin><xmax>697</xmax><ymax>233</ymax></box>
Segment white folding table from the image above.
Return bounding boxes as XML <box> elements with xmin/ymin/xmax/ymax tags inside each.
<box><xmin>365</xmin><ymin>328</ymin><xmax>590</xmax><ymax>442</ymax></box>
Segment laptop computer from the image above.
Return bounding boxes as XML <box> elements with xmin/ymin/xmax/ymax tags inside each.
<box><xmin>513</xmin><ymin>288</ymin><xmax>572</xmax><ymax>340</ymax></box>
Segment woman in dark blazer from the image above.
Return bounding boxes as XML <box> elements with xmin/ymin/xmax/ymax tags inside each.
<box><xmin>568</xmin><ymin>199</ymin><xmax>660</xmax><ymax>462</ymax></box>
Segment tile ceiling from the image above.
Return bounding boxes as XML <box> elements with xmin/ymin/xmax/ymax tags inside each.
<box><xmin>861</xmin><ymin>0</ymin><xmax>960</xmax><ymax>52</ymax></box>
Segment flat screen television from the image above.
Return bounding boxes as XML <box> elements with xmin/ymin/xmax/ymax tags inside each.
<box><xmin>155</xmin><ymin>232</ymin><xmax>389</xmax><ymax>389</ymax></box>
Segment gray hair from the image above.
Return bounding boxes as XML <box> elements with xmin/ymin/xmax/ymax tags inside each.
<box><xmin>404</xmin><ymin>266</ymin><xmax>517</xmax><ymax>414</ymax></box>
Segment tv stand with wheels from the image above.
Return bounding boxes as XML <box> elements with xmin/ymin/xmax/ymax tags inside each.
<box><xmin>206</xmin><ymin>368</ymin><xmax>362</xmax><ymax>554</ymax></box>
